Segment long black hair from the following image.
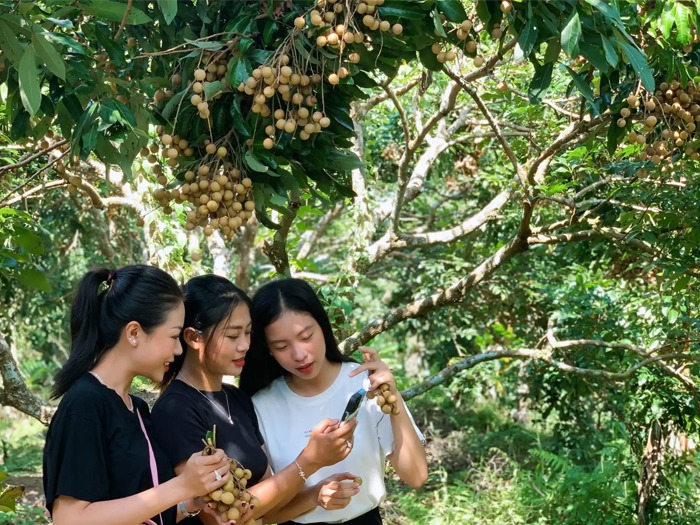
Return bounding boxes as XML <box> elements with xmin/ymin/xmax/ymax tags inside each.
<box><xmin>239</xmin><ymin>278</ymin><xmax>354</xmax><ymax>397</ymax></box>
<box><xmin>52</xmin><ymin>265</ymin><xmax>183</xmax><ymax>399</ymax></box>
<box><xmin>159</xmin><ymin>274</ymin><xmax>252</xmax><ymax>390</ymax></box>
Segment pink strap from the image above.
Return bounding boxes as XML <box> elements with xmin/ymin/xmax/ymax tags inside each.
<box><xmin>136</xmin><ymin>404</ymin><xmax>163</xmax><ymax>525</ymax></box>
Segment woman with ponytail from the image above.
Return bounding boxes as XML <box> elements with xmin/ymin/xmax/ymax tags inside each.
<box><xmin>151</xmin><ymin>275</ymin><xmax>360</xmax><ymax>525</ymax></box>
<box><xmin>43</xmin><ymin>265</ymin><xmax>231</xmax><ymax>525</ymax></box>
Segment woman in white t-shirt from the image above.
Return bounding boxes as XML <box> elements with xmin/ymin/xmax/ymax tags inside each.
<box><xmin>240</xmin><ymin>278</ymin><xmax>427</xmax><ymax>525</ymax></box>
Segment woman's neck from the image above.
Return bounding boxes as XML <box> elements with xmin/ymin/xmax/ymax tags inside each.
<box><xmin>90</xmin><ymin>351</ymin><xmax>135</xmax><ymax>407</ymax></box>
<box><xmin>178</xmin><ymin>348</ymin><xmax>223</xmax><ymax>391</ymax></box>
<box><xmin>288</xmin><ymin>360</ymin><xmax>342</xmax><ymax>397</ymax></box>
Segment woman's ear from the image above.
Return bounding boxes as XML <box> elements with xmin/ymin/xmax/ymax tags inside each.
<box><xmin>124</xmin><ymin>321</ymin><xmax>140</xmax><ymax>347</ymax></box>
<box><xmin>183</xmin><ymin>327</ymin><xmax>203</xmax><ymax>351</ymax></box>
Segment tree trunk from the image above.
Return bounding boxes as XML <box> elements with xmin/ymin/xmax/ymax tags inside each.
<box><xmin>235</xmin><ymin>217</ymin><xmax>258</xmax><ymax>293</ymax></box>
<box><xmin>208</xmin><ymin>231</ymin><xmax>231</xmax><ymax>278</ymax></box>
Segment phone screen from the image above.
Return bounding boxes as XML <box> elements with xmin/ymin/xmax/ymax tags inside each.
<box><xmin>341</xmin><ymin>388</ymin><xmax>366</xmax><ymax>423</ymax></box>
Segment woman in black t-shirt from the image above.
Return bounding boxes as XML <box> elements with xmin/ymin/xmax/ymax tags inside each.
<box><xmin>43</xmin><ymin>266</ymin><xmax>231</xmax><ymax>525</ymax></box>
<box><xmin>152</xmin><ymin>275</ymin><xmax>360</xmax><ymax>525</ymax></box>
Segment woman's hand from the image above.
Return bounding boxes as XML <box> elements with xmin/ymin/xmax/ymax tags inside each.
<box><xmin>299</xmin><ymin>418</ymin><xmax>358</xmax><ymax>470</ymax></box>
<box><xmin>181</xmin><ymin>449</ymin><xmax>230</xmax><ymax>497</ymax></box>
<box><xmin>348</xmin><ymin>347</ymin><xmax>396</xmax><ymax>392</ymax></box>
<box><xmin>195</xmin><ymin>496</ymin><xmax>255</xmax><ymax>525</ymax></box>
<box><xmin>315</xmin><ymin>473</ymin><xmax>361</xmax><ymax>510</ymax></box>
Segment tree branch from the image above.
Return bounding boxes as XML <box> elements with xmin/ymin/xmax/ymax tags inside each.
<box><xmin>114</xmin><ymin>0</ymin><xmax>133</xmax><ymax>40</ymax></box>
<box><xmin>0</xmin><ymin>139</ymin><xmax>69</xmax><ymax>177</ymax></box>
<box><xmin>368</xmin><ymin>188</ymin><xmax>514</xmax><ymax>263</ymax></box>
<box><xmin>3</xmin><ymin>180</ymin><xmax>67</xmax><ymax>207</ymax></box>
<box><xmin>261</xmin><ymin>194</ymin><xmax>301</xmax><ymax>277</ymax></box>
<box><xmin>339</xmin><ymin>234</ymin><xmax>529</xmax><ymax>354</ymax></box>
<box><xmin>0</xmin><ymin>333</ymin><xmax>55</xmax><ymax>426</ymax></box>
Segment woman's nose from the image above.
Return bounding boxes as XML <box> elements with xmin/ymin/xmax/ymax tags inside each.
<box><xmin>291</xmin><ymin>345</ymin><xmax>306</xmax><ymax>361</ymax></box>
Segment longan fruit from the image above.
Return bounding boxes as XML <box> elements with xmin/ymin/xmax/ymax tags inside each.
<box><xmin>328</xmin><ymin>73</ymin><xmax>340</xmax><ymax>85</ymax></box>
<box><xmin>474</xmin><ymin>55</ymin><xmax>485</xmax><ymax>67</ymax></box>
<box><xmin>263</xmin><ymin>138</ymin><xmax>274</xmax><ymax>149</ymax></box>
<box><xmin>194</xmin><ymin>69</ymin><xmax>206</xmax><ymax>81</ymax></box>
<box><xmin>381</xmin><ymin>404</ymin><xmax>392</xmax><ymax>414</ymax></box>
<box><xmin>466</xmin><ymin>41</ymin><xmax>477</xmax><ymax>53</ymax></box>
<box><xmin>241</xmin><ymin>177</ymin><xmax>252</xmax><ymax>188</ymax></box>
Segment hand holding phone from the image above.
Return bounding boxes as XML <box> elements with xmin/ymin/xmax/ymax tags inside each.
<box><xmin>340</xmin><ymin>388</ymin><xmax>366</xmax><ymax>424</ymax></box>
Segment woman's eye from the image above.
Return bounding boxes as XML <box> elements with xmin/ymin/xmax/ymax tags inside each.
<box><xmin>227</xmin><ymin>334</ymin><xmax>240</xmax><ymax>340</ymax></box>
<box><xmin>245</xmin><ymin>331</ymin><xmax>252</xmax><ymax>337</ymax></box>
<box><xmin>302</xmin><ymin>334</ymin><xmax>312</xmax><ymax>341</ymax></box>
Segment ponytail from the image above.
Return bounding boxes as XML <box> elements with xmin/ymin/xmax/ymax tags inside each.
<box><xmin>52</xmin><ymin>265</ymin><xmax>183</xmax><ymax>399</ymax></box>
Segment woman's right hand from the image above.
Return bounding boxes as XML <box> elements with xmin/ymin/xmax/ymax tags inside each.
<box><xmin>181</xmin><ymin>449</ymin><xmax>231</xmax><ymax>497</ymax></box>
<box><xmin>315</xmin><ymin>472</ymin><xmax>361</xmax><ymax>510</ymax></box>
<box><xmin>300</xmin><ymin>418</ymin><xmax>358</xmax><ymax>469</ymax></box>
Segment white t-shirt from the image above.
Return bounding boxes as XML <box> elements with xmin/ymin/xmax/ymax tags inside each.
<box><xmin>252</xmin><ymin>361</ymin><xmax>424</xmax><ymax>523</ymax></box>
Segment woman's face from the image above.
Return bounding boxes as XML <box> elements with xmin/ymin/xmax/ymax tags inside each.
<box><xmin>265</xmin><ymin>310</ymin><xmax>327</xmax><ymax>381</ymax></box>
<box><xmin>202</xmin><ymin>303</ymin><xmax>252</xmax><ymax>377</ymax></box>
<box><xmin>136</xmin><ymin>302</ymin><xmax>185</xmax><ymax>383</ymax></box>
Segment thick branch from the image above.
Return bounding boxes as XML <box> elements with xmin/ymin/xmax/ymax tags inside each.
<box><xmin>339</xmin><ymin>235</ymin><xmax>528</xmax><ymax>354</ymax></box>
<box><xmin>368</xmin><ymin>189</ymin><xmax>514</xmax><ymax>262</ymax></box>
<box><xmin>261</xmin><ymin>195</ymin><xmax>301</xmax><ymax>277</ymax></box>
<box><xmin>3</xmin><ymin>180</ymin><xmax>67</xmax><ymax>206</ymax></box>
<box><xmin>0</xmin><ymin>333</ymin><xmax>55</xmax><ymax>425</ymax></box>
<box><xmin>235</xmin><ymin>217</ymin><xmax>258</xmax><ymax>293</ymax></box>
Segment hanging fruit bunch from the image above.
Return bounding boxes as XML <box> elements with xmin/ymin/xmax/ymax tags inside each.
<box><xmin>619</xmin><ymin>78</ymin><xmax>700</xmax><ymax>167</ymax></box>
<box><xmin>145</xmin><ymin>51</ymin><xmax>257</xmax><ymax>241</ymax></box>
<box><xmin>201</xmin><ymin>427</ymin><xmax>260</xmax><ymax>525</ymax></box>
<box><xmin>366</xmin><ymin>383</ymin><xmax>400</xmax><ymax>415</ymax></box>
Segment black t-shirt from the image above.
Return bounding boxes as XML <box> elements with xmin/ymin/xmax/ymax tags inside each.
<box><xmin>42</xmin><ymin>373</ymin><xmax>177</xmax><ymax>525</ymax></box>
<box><xmin>151</xmin><ymin>380</ymin><xmax>268</xmax><ymax>525</ymax></box>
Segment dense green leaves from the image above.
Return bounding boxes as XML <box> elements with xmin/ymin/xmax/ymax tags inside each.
<box><xmin>561</xmin><ymin>11</ymin><xmax>581</xmax><ymax>57</ymax></box>
<box><xmin>32</xmin><ymin>29</ymin><xmax>65</xmax><ymax>80</ymax></box>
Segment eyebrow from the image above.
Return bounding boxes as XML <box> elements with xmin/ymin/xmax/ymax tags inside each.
<box><xmin>172</xmin><ymin>325</ymin><xmax>183</xmax><ymax>331</ymax></box>
<box><xmin>225</xmin><ymin>324</ymin><xmax>250</xmax><ymax>331</ymax></box>
<box><xmin>268</xmin><ymin>324</ymin><xmax>314</xmax><ymax>345</ymax></box>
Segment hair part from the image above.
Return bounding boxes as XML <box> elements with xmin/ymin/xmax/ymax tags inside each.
<box><xmin>159</xmin><ymin>274</ymin><xmax>252</xmax><ymax>390</ymax></box>
<box><xmin>239</xmin><ymin>278</ymin><xmax>354</xmax><ymax>397</ymax></box>
<box><xmin>52</xmin><ymin>265</ymin><xmax>183</xmax><ymax>399</ymax></box>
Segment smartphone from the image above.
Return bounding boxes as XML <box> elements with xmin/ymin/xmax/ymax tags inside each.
<box><xmin>340</xmin><ymin>388</ymin><xmax>366</xmax><ymax>424</ymax></box>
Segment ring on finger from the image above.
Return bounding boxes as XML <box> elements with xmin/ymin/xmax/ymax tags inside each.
<box><xmin>214</xmin><ymin>468</ymin><xmax>222</xmax><ymax>481</ymax></box>
<box><xmin>346</xmin><ymin>439</ymin><xmax>353</xmax><ymax>450</ymax></box>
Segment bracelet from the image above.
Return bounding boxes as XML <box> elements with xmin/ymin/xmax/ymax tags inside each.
<box><xmin>178</xmin><ymin>500</ymin><xmax>201</xmax><ymax>518</ymax></box>
<box><xmin>294</xmin><ymin>459</ymin><xmax>307</xmax><ymax>481</ymax></box>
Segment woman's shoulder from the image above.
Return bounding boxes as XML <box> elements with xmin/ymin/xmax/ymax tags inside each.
<box><xmin>53</xmin><ymin>373</ymin><xmax>109</xmax><ymax>422</ymax></box>
<box><xmin>250</xmin><ymin>377</ymin><xmax>284</xmax><ymax>408</ymax></box>
<box><xmin>152</xmin><ymin>380</ymin><xmax>197</xmax><ymax>413</ymax></box>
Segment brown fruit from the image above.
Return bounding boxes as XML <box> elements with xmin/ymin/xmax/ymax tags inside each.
<box><xmin>263</xmin><ymin>138</ymin><xmax>274</xmax><ymax>149</ymax></box>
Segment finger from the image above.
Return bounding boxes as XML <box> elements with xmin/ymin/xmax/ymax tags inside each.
<box><xmin>334</xmin><ymin>420</ymin><xmax>358</xmax><ymax>439</ymax></box>
<box><xmin>314</xmin><ymin>418</ymin><xmax>340</xmax><ymax>434</ymax></box>
<box><xmin>201</xmin><ymin>449</ymin><xmax>226</xmax><ymax>465</ymax></box>
<box><xmin>348</xmin><ymin>362</ymin><xmax>377</xmax><ymax>377</ymax></box>
<box><xmin>327</xmin><ymin>472</ymin><xmax>358</xmax><ymax>482</ymax></box>
<box><xmin>358</xmin><ymin>346</ymin><xmax>378</xmax><ymax>356</ymax></box>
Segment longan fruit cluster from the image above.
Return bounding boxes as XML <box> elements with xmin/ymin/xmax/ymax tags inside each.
<box><xmin>238</xmin><ymin>55</ymin><xmax>332</xmax><ymax>148</ymax></box>
<box><xmin>367</xmin><ymin>383</ymin><xmax>400</xmax><ymax>415</ymax></box>
<box><xmin>201</xmin><ymin>427</ymin><xmax>259</xmax><ymax>524</ymax></box>
<box><xmin>204</xmin><ymin>459</ymin><xmax>259</xmax><ymax>524</ymax></box>
<box><xmin>621</xmin><ymin>78</ymin><xmax>700</xmax><ymax>165</ymax></box>
<box><xmin>142</xmin><ymin>130</ymin><xmax>256</xmax><ymax>241</ymax></box>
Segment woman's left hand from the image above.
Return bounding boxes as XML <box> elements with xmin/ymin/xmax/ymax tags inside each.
<box><xmin>348</xmin><ymin>347</ymin><xmax>396</xmax><ymax>392</ymax></box>
<box><xmin>193</xmin><ymin>497</ymin><xmax>256</xmax><ymax>524</ymax></box>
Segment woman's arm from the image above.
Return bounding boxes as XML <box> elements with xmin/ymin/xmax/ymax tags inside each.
<box><xmin>53</xmin><ymin>475</ymin><xmax>196</xmax><ymax>525</ymax></box>
<box><xmin>349</xmin><ymin>347</ymin><xmax>428</xmax><ymax>489</ymax></box>
<box><xmin>386</xmin><ymin>394</ymin><xmax>428</xmax><ymax>489</ymax></box>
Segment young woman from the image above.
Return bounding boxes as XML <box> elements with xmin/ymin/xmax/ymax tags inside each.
<box><xmin>240</xmin><ymin>279</ymin><xmax>428</xmax><ymax>525</ymax></box>
<box><xmin>43</xmin><ymin>265</ymin><xmax>231</xmax><ymax>525</ymax></box>
<box><xmin>151</xmin><ymin>275</ymin><xmax>361</xmax><ymax>525</ymax></box>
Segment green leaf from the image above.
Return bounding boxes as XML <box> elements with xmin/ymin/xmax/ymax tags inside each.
<box><xmin>579</xmin><ymin>42</ymin><xmax>608</xmax><ymax>73</ymax></box>
<box><xmin>158</xmin><ymin>0</ymin><xmax>178</xmax><ymax>24</ymax></box>
<box><xmin>660</xmin><ymin>2</ymin><xmax>675</xmax><ymax>40</ymax></box>
<box><xmin>322</xmin><ymin>149</ymin><xmax>363</xmax><ymax>172</ymax></box>
<box><xmin>675</xmin><ymin>3</ymin><xmax>691</xmax><ymax>45</ymax></box>
<box><xmin>617</xmin><ymin>40</ymin><xmax>656</xmax><ymax>92</ymax></box>
<box><xmin>204</xmin><ymin>81</ymin><xmax>221</xmax><ymax>99</ymax></box>
<box><xmin>13</xmin><ymin>226</ymin><xmax>43</xmax><ymax>255</ymax></box>
<box><xmin>0</xmin><ymin>19</ymin><xmax>25</xmax><ymax>65</ymax></box>
<box><xmin>432</xmin><ymin>6</ymin><xmax>447</xmax><ymax>38</ymax></box>
<box><xmin>475</xmin><ymin>0</ymin><xmax>491</xmax><ymax>26</ymax></box>
<box><xmin>85</xmin><ymin>2</ymin><xmax>153</xmax><ymax>25</ymax></box>
<box><xmin>230</xmin><ymin>100</ymin><xmax>252</xmax><ymax>137</ymax></box>
<box><xmin>667</xmin><ymin>308</ymin><xmax>679</xmax><ymax>323</ymax></box>
<box><xmin>16</xmin><ymin>268</ymin><xmax>52</xmax><ymax>292</ymax></box>
<box><xmin>565</xmin><ymin>65</ymin><xmax>598</xmax><ymax>114</ymax></box>
<box><xmin>529</xmin><ymin>62</ymin><xmax>553</xmax><ymax>103</ymax></box>
<box><xmin>437</xmin><ymin>0</ymin><xmax>467</xmax><ymax>22</ymax></box>
<box><xmin>19</xmin><ymin>46</ymin><xmax>41</xmax><ymax>116</ymax></box>
<box><xmin>544</xmin><ymin>39</ymin><xmax>561</xmax><ymax>64</ymax></box>
<box><xmin>102</xmin><ymin>99</ymin><xmax>137</xmax><ymax>127</ymax></box>
<box><xmin>162</xmin><ymin>88</ymin><xmax>187</xmax><ymax>121</ymax></box>
<box><xmin>245</xmin><ymin>150</ymin><xmax>269</xmax><ymax>173</ymax></box>
<box><xmin>562</xmin><ymin>11</ymin><xmax>581</xmax><ymax>57</ymax></box>
<box><xmin>585</xmin><ymin>0</ymin><xmax>635</xmax><ymax>45</ymax></box>
<box><xmin>184</xmin><ymin>39</ymin><xmax>224</xmax><ymax>51</ymax></box>
<box><xmin>32</xmin><ymin>30</ymin><xmax>66</xmax><ymax>80</ymax></box>
<box><xmin>45</xmin><ymin>32</ymin><xmax>85</xmax><ymax>54</ymax></box>
<box><xmin>263</xmin><ymin>20</ymin><xmax>278</xmax><ymax>45</ymax></box>
<box><xmin>518</xmin><ymin>20</ymin><xmax>537</xmax><ymax>59</ymax></box>
<box><xmin>231</xmin><ymin>58</ymin><xmax>252</xmax><ymax>86</ymax></box>
<box><xmin>601</xmin><ymin>36</ymin><xmax>618</xmax><ymax>67</ymax></box>
<box><xmin>379</xmin><ymin>1</ymin><xmax>428</xmax><ymax>20</ymax></box>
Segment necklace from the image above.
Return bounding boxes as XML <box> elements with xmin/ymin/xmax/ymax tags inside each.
<box><xmin>90</xmin><ymin>371</ymin><xmax>134</xmax><ymax>411</ymax></box>
<box><xmin>179</xmin><ymin>372</ymin><xmax>233</xmax><ymax>424</ymax></box>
